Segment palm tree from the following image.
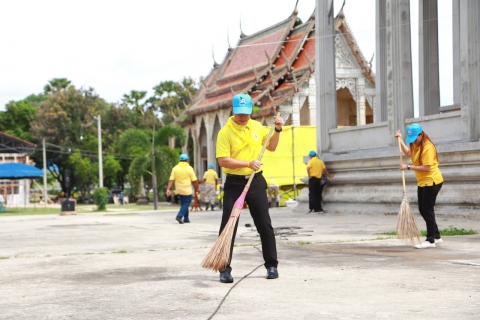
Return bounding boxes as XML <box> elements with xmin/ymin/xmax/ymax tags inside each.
<box><xmin>122</xmin><ymin>90</ymin><xmax>148</xmax><ymax>114</ymax></box>
<box><xmin>43</xmin><ymin>78</ymin><xmax>72</xmax><ymax>94</ymax></box>
<box><xmin>117</xmin><ymin>124</ymin><xmax>186</xmax><ymax>208</ymax></box>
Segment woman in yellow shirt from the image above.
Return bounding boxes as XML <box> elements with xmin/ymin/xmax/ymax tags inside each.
<box><xmin>395</xmin><ymin>123</ymin><xmax>444</xmax><ymax>249</ymax></box>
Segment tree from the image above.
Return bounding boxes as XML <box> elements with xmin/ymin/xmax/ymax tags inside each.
<box><xmin>43</xmin><ymin>78</ymin><xmax>72</xmax><ymax>94</ymax></box>
<box><xmin>117</xmin><ymin>124</ymin><xmax>186</xmax><ymax>199</ymax></box>
<box><xmin>122</xmin><ymin>90</ymin><xmax>148</xmax><ymax>115</ymax></box>
<box><xmin>31</xmin><ymin>85</ymin><xmax>108</xmax><ymax>192</ymax></box>
<box><xmin>103</xmin><ymin>155</ymin><xmax>122</xmax><ymax>189</ymax></box>
<box><xmin>0</xmin><ymin>94</ymin><xmax>46</xmax><ymax>142</ymax></box>
<box><xmin>150</xmin><ymin>77</ymin><xmax>198</xmax><ymax>124</ymax></box>
<box><xmin>68</xmin><ymin>150</ymin><xmax>97</xmax><ymax>201</ymax></box>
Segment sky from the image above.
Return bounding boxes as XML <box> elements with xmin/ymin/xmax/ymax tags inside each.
<box><xmin>0</xmin><ymin>0</ymin><xmax>453</xmax><ymax>114</ymax></box>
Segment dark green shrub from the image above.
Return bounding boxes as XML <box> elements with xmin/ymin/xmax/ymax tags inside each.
<box><xmin>93</xmin><ymin>187</ymin><xmax>109</xmax><ymax>211</ymax></box>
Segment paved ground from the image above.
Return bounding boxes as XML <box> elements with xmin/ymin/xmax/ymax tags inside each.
<box><xmin>1</xmin><ymin>206</ymin><xmax>480</xmax><ymax>319</ymax></box>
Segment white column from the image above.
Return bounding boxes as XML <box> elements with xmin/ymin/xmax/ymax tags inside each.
<box><xmin>419</xmin><ymin>0</ymin><xmax>440</xmax><ymax>116</ymax></box>
<box><xmin>308</xmin><ymin>75</ymin><xmax>316</xmax><ymax>126</ymax></box>
<box><xmin>459</xmin><ymin>0</ymin><xmax>480</xmax><ymax>140</ymax></box>
<box><xmin>315</xmin><ymin>0</ymin><xmax>337</xmax><ymax>153</ymax></box>
<box><xmin>291</xmin><ymin>94</ymin><xmax>300</xmax><ymax>127</ymax></box>
<box><xmin>357</xmin><ymin>77</ymin><xmax>366</xmax><ymax>126</ymax></box>
<box><xmin>452</xmin><ymin>0</ymin><xmax>461</xmax><ymax>107</ymax></box>
<box><xmin>203</xmin><ymin>117</ymin><xmax>214</xmax><ymax>169</ymax></box>
<box><xmin>375</xmin><ymin>0</ymin><xmax>387</xmax><ymax>122</ymax></box>
<box><xmin>385</xmin><ymin>0</ymin><xmax>414</xmax><ymax>143</ymax></box>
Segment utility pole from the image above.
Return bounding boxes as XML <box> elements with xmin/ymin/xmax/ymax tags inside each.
<box><xmin>94</xmin><ymin>115</ymin><xmax>103</xmax><ymax>188</ymax></box>
<box><xmin>43</xmin><ymin>139</ymin><xmax>47</xmax><ymax>207</ymax></box>
<box><xmin>152</xmin><ymin>116</ymin><xmax>158</xmax><ymax>210</ymax></box>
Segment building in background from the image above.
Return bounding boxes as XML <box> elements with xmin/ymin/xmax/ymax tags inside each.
<box><xmin>0</xmin><ymin>131</ymin><xmax>37</xmax><ymax>206</ymax></box>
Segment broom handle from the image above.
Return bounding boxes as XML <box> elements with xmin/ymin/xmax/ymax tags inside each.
<box><xmin>397</xmin><ymin>136</ymin><xmax>407</xmax><ymax>192</ymax></box>
<box><xmin>245</xmin><ymin>113</ymin><xmax>281</xmax><ymax>187</ymax></box>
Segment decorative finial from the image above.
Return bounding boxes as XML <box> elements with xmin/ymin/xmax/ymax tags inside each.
<box><xmin>293</xmin><ymin>0</ymin><xmax>299</xmax><ymax>15</ymax></box>
<box><xmin>240</xmin><ymin>17</ymin><xmax>247</xmax><ymax>39</ymax></box>
<box><xmin>227</xmin><ymin>30</ymin><xmax>233</xmax><ymax>51</ymax></box>
<box><xmin>336</xmin><ymin>0</ymin><xmax>346</xmax><ymax>19</ymax></box>
<box><xmin>368</xmin><ymin>53</ymin><xmax>374</xmax><ymax>68</ymax></box>
<box><xmin>212</xmin><ymin>47</ymin><xmax>219</xmax><ymax>68</ymax></box>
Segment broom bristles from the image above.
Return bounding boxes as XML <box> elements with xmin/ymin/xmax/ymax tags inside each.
<box><xmin>396</xmin><ymin>192</ymin><xmax>421</xmax><ymax>245</ymax></box>
<box><xmin>201</xmin><ymin>207</ymin><xmax>242</xmax><ymax>272</ymax></box>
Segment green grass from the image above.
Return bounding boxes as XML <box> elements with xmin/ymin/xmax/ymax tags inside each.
<box><xmin>377</xmin><ymin>225</ymin><xmax>477</xmax><ymax>237</ymax></box>
<box><xmin>376</xmin><ymin>231</ymin><xmax>397</xmax><ymax>236</ymax></box>
<box><xmin>0</xmin><ymin>256</ymin><xmax>10</xmax><ymax>260</ymax></box>
<box><xmin>234</xmin><ymin>243</ymin><xmax>256</xmax><ymax>247</ymax></box>
<box><xmin>297</xmin><ymin>241</ymin><xmax>311</xmax><ymax>245</ymax></box>
<box><xmin>112</xmin><ymin>250</ymin><xmax>128</xmax><ymax>254</ymax></box>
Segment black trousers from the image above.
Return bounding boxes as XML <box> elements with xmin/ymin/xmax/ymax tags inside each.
<box><xmin>308</xmin><ymin>177</ymin><xmax>324</xmax><ymax>212</ymax></box>
<box><xmin>417</xmin><ymin>182</ymin><xmax>443</xmax><ymax>243</ymax></box>
<box><xmin>219</xmin><ymin>172</ymin><xmax>278</xmax><ymax>272</ymax></box>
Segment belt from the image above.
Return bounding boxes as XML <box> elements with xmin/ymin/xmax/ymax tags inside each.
<box><xmin>227</xmin><ymin>170</ymin><xmax>263</xmax><ymax>180</ymax></box>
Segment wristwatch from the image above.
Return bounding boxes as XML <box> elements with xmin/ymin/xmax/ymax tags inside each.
<box><xmin>407</xmin><ymin>165</ymin><xmax>411</xmax><ymax>170</ymax></box>
<box><xmin>275</xmin><ymin>127</ymin><xmax>282</xmax><ymax>133</ymax></box>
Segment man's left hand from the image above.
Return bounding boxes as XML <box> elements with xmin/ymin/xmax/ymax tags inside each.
<box><xmin>273</xmin><ymin>115</ymin><xmax>284</xmax><ymax>130</ymax></box>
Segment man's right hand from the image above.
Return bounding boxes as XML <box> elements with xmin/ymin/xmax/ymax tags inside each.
<box><xmin>248</xmin><ymin>159</ymin><xmax>263</xmax><ymax>171</ymax></box>
<box><xmin>166</xmin><ymin>190</ymin><xmax>171</xmax><ymax>197</ymax></box>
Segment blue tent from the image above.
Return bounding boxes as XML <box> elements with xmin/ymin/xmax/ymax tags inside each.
<box><xmin>0</xmin><ymin>163</ymin><xmax>44</xmax><ymax>179</ymax></box>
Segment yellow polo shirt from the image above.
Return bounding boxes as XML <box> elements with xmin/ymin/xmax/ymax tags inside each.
<box><xmin>169</xmin><ymin>162</ymin><xmax>198</xmax><ymax>195</ymax></box>
<box><xmin>216</xmin><ymin>117</ymin><xmax>270</xmax><ymax>175</ymax></box>
<box><xmin>306</xmin><ymin>157</ymin><xmax>326</xmax><ymax>179</ymax></box>
<box><xmin>203</xmin><ymin>169</ymin><xmax>218</xmax><ymax>184</ymax></box>
<box><xmin>410</xmin><ymin>141</ymin><xmax>443</xmax><ymax>187</ymax></box>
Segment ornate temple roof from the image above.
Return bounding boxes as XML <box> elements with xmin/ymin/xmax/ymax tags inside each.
<box><xmin>187</xmin><ymin>7</ymin><xmax>375</xmax><ymax>119</ymax></box>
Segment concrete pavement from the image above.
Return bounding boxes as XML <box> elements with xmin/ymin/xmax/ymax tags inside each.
<box><xmin>1</xmin><ymin>206</ymin><xmax>480</xmax><ymax>319</ymax></box>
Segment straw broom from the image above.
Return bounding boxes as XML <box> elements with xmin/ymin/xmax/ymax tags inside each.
<box><xmin>201</xmin><ymin>116</ymin><xmax>278</xmax><ymax>272</ymax></box>
<box><xmin>396</xmin><ymin>136</ymin><xmax>421</xmax><ymax>245</ymax></box>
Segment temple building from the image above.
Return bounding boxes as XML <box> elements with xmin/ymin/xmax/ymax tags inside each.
<box><xmin>181</xmin><ymin>6</ymin><xmax>375</xmax><ymax>176</ymax></box>
<box><xmin>179</xmin><ymin>0</ymin><xmax>480</xmax><ymax>217</ymax></box>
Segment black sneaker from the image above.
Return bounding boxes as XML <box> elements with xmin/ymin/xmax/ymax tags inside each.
<box><xmin>175</xmin><ymin>217</ymin><xmax>183</xmax><ymax>224</ymax></box>
<box><xmin>266</xmin><ymin>267</ymin><xmax>279</xmax><ymax>279</ymax></box>
<box><xmin>219</xmin><ymin>270</ymin><xmax>233</xmax><ymax>283</ymax></box>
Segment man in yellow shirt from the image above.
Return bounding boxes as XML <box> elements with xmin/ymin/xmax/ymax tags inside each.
<box><xmin>216</xmin><ymin>93</ymin><xmax>284</xmax><ymax>283</ymax></box>
<box><xmin>166</xmin><ymin>154</ymin><xmax>200</xmax><ymax>224</ymax></box>
<box><xmin>203</xmin><ymin>164</ymin><xmax>218</xmax><ymax>211</ymax></box>
<box><xmin>306</xmin><ymin>150</ymin><xmax>334</xmax><ymax>213</ymax></box>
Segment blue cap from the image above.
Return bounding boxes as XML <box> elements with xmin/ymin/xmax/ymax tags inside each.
<box><xmin>179</xmin><ymin>153</ymin><xmax>189</xmax><ymax>161</ymax></box>
<box><xmin>405</xmin><ymin>123</ymin><xmax>423</xmax><ymax>143</ymax></box>
<box><xmin>308</xmin><ymin>150</ymin><xmax>316</xmax><ymax>157</ymax></box>
<box><xmin>232</xmin><ymin>93</ymin><xmax>253</xmax><ymax>114</ymax></box>
<box><xmin>208</xmin><ymin>164</ymin><xmax>214</xmax><ymax>169</ymax></box>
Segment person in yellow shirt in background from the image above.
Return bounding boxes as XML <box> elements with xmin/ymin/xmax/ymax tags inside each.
<box><xmin>306</xmin><ymin>150</ymin><xmax>334</xmax><ymax>214</ymax></box>
<box><xmin>395</xmin><ymin>123</ymin><xmax>444</xmax><ymax>249</ymax></box>
<box><xmin>203</xmin><ymin>164</ymin><xmax>218</xmax><ymax>211</ymax></box>
<box><xmin>215</xmin><ymin>184</ymin><xmax>224</xmax><ymax>209</ymax></box>
<box><xmin>166</xmin><ymin>153</ymin><xmax>200</xmax><ymax>224</ymax></box>
<box><xmin>216</xmin><ymin>93</ymin><xmax>284</xmax><ymax>283</ymax></box>
<box><xmin>267</xmin><ymin>177</ymin><xmax>280</xmax><ymax>207</ymax></box>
